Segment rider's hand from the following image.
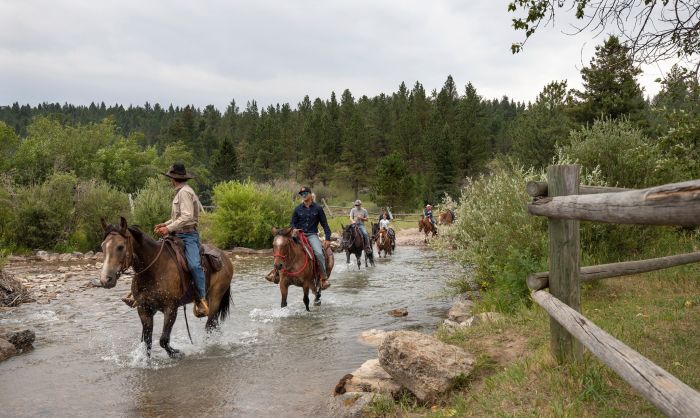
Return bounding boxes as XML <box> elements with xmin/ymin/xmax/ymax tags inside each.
<box><xmin>292</xmin><ymin>228</ymin><xmax>301</xmax><ymax>237</ymax></box>
<box><xmin>156</xmin><ymin>226</ymin><xmax>170</xmax><ymax>237</ymax></box>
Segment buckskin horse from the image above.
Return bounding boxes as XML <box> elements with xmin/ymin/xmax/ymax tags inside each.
<box><xmin>418</xmin><ymin>215</ymin><xmax>438</xmax><ymax>243</ymax></box>
<box><xmin>341</xmin><ymin>224</ymin><xmax>374</xmax><ymax>269</ymax></box>
<box><xmin>439</xmin><ymin>209</ymin><xmax>455</xmax><ymax>225</ymax></box>
<box><xmin>271</xmin><ymin>227</ymin><xmax>334</xmax><ymax>310</ymax></box>
<box><xmin>376</xmin><ymin>227</ymin><xmax>392</xmax><ymax>258</ymax></box>
<box><xmin>99</xmin><ymin>217</ymin><xmax>234</xmax><ymax>358</ymax></box>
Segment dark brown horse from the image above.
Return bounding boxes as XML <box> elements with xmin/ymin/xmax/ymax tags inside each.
<box><xmin>418</xmin><ymin>215</ymin><xmax>437</xmax><ymax>243</ymax></box>
<box><xmin>375</xmin><ymin>227</ymin><xmax>392</xmax><ymax>258</ymax></box>
<box><xmin>271</xmin><ymin>227</ymin><xmax>334</xmax><ymax>310</ymax></box>
<box><xmin>99</xmin><ymin>217</ymin><xmax>234</xmax><ymax>358</ymax></box>
<box><xmin>438</xmin><ymin>209</ymin><xmax>455</xmax><ymax>225</ymax></box>
<box><xmin>341</xmin><ymin>224</ymin><xmax>374</xmax><ymax>269</ymax></box>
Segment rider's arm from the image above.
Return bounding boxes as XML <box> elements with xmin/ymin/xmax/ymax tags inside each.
<box><xmin>349</xmin><ymin>208</ymin><xmax>355</xmax><ymax>224</ymax></box>
<box><xmin>290</xmin><ymin>206</ymin><xmax>300</xmax><ymax>230</ymax></box>
<box><xmin>318</xmin><ymin>206</ymin><xmax>332</xmax><ymax>240</ymax></box>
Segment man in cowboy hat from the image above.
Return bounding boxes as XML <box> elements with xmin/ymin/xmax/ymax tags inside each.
<box><xmin>288</xmin><ymin>186</ymin><xmax>333</xmax><ymax>289</ymax></box>
<box><xmin>152</xmin><ymin>163</ymin><xmax>209</xmax><ymax>318</ymax></box>
<box><xmin>349</xmin><ymin>199</ymin><xmax>372</xmax><ymax>254</ymax></box>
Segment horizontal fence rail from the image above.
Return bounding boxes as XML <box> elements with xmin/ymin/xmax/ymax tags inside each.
<box><xmin>526</xmin><ymin>181</ymin><xmax>631</xmax><ymax>197</ymax></box>
<box><xmin>532</xmin><ymin>290</ymin><xmax>700</xmax><ymax>418</ymax></box>
<box><xmin>528</xmin><ymin>179</ymin><xmax>700</xmax><ymax>225</ymax></box>
<box><xmin>527</xmin><ymin>251</ymin><xmax>700</xmax><ymax>291</ymax></box>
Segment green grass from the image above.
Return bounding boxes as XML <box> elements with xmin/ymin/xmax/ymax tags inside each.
<box><xmin>365</xmin><ymin>266</ymin><xmax>700</xmax><ymax>417</ymax></box>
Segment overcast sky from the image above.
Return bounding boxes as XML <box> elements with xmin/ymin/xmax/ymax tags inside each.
<box><xmin>0</xmin><ymin>0</ymin><xmax>673</xmax><ymax>111</ymax></box>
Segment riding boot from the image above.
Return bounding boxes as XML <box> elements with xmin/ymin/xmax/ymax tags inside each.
<box><xmin>319</xmin><ymin>268</ymin><xmax>330</xmax><ymax>290</ymax></box>
<box><xmin>265</xmin><ymin>268</ymin><xmax>280</xmax><ymax>284</ymax></box>
<box><xmin>193</xmin><ymin>298</ymin><xmax>209</xmax><ymax>318</ymax></box>
<box><xmin>121</xmin><ymin>292</ymin><xmax>137</xmax><ymax>308</ymax></box>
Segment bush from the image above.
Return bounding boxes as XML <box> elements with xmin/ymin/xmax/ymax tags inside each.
<box><xmin>8</xmin><ymin>172</ymin><xmax>77</xmax><ymax>250</ymax></box>
<box><xmin>131</xmin><ymin>177</ymin><xmax>174</xmax><ymax>235</ymax></box>
<box><xmin>438</xmin><ymin>159</ymin><xmax>548</xmax><ymax>313</ymax></box>
<box><xmin>70</xmin><ymin>179</ymin><xmax>129</xmax><ymax>251</ymax></box>
<box><xmin>206</xmin><ymin>180</ymin><xmax>295</xmax><ymax>249</ymax></box>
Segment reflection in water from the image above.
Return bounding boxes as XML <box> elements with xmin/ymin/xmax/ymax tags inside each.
<box><xmin>0</xmin><ymin>247</ymin><xmax>457</xmax><ymax>417</ymax></box>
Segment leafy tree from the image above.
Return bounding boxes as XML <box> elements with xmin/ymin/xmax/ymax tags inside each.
<box><xmin>509</xmin><ymin>0</ymin><xmax>700</xmax><ymax>75</ymax></box>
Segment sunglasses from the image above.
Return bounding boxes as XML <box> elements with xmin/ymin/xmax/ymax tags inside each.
<box><xmin>300</xmin><ymin>192</ymin><xmax>310</xmax><ymax>196</ymax></box>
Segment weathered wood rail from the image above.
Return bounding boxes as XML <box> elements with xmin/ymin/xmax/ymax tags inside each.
<box><xmin>527</xmin><ymin>165</ymin><xmax>700</xmax><ymax>417</ymax></box>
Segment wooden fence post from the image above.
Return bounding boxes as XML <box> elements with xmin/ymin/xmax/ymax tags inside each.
<box><xmin>547</xmin><ymin>165</ymin><xmax>583</xmax><ymax>362</ymax></box>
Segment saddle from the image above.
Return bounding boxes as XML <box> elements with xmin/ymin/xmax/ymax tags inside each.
<box><xmin>164</xmin><ymin>236</ymin><xmax>224</xmax><ymax>295</ymax></box>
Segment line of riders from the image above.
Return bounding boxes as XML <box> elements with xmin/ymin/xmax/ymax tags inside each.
<box><xmin>117</xmin><ymin>163</ymin><xmax>446</xmax><ymax>319</ymax></box>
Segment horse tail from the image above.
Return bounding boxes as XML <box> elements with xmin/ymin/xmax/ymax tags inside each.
<box><xmin>216</xmin><ymin>286</ymin><xmax>232</xmax><ymax>322</ymax></box>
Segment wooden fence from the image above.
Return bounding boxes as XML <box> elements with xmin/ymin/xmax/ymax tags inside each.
<box><xmin>526</xmin><ymin>165</ymin><xmax>700</xmax><ymax>417</ymax></box>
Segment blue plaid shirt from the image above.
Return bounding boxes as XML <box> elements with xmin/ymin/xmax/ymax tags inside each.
<box><xmin>291</xmin><ymin>202</ymin><xmax>332</xmax><ymax>239</ymax></box>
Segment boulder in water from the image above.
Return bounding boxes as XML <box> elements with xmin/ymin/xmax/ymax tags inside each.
<box><xmin>358</xmin><ymin>329</ymin><xmax>388</xmax><ymax>348</ymax></box>
<box><xmin>0</xmin><ymin>327</ymin><xmax>35</xmax><ymax>350</ymax></box>
<box><xmin>0</xmin><ymin>339</ymin><xmax>16</xmax><ymax>362</ymax></box>
<box><xmin>335</xmin><ymin>359</ymin><xmax>403</xmax><ymax>398</ymax></box>
<box><xmin>388</xmin><ymin>308</ymin><xmax>408</xmax><ymax>317</ymax></box>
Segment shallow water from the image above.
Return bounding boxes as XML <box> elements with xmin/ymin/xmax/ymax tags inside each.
<box><xmin>0</xmin><ymin>247</ymin><xmax>458</xmax><ymax>417</ymax></box>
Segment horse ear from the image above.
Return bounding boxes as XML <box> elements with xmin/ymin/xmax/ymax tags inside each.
<box><xmin>100</xmin><ymin>218</ymin><xmax>108</xmax><ymax>231</ymax></box>
<box><xmin>119</xmin><ymin>216</ymin><xmax>128</xmax><ymax>233</ymax></box>
<box><xmin>271</xmin><ymin>227</ymin><xmax>278</xmax><ymax>236</ymax></box>
<box><xmin>282</xmin><ymin>227</ymin><xmax>293</xmax><ymax>236</ymax></box>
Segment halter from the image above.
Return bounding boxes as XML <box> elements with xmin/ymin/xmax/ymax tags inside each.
<box><xmin>273</xmin><ymin>233</ymin><xmax>310</xmax><ymax>277</ymax></box>
<box><xmin>105</xmin><ymin>230</ymin><xmax>165</xmax><ymax>279</ymax></box>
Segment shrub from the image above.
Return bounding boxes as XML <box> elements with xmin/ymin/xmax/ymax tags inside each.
<box><xmin>207</xmin><ymin>180</ymin><xmax>295</xmax><ymax>249</ymax></box>
<box><xmin>8</xmin><ymin>172</ymin><xmax>77</xmax><ymax>250</ymax></box>
<box><xmin>131</xmin><ymin>177</ymin><xmax>174</xmax><ymax>235</ymax></box>
<box><xmin>70</xmin><ymin>179</ymin><xmax>129</xmax><ymax>251</ymax></box>
<box><xmin>438</xmin><ymin>159</ymin><xmax>548</xmax><ymax>313</ymax></box>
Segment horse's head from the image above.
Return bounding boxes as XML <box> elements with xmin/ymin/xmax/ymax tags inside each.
<box><xmin>271</xmin><ymin>227</ymin><xmax>293</xmax><ymax>271</ymax></box>
<box><xmin>379</xmin><ymin>227</ymin><xmax>388</xmax><ymax>245</ymax></box>
<box><xmin>99</xmin><ymin>216</ymin><xmax>133</xmax><ymax>289</ymax></box>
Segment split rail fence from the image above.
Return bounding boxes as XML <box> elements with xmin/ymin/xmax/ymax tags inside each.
<box><xmin>320</xmin><ymin>199</ymin><xmax>422</xmax><ymax>222</ymax></box>
<box><xmin>526</xmin><ymin>165</ymin><xmax>700</xmax><ymax>417</ymax></box>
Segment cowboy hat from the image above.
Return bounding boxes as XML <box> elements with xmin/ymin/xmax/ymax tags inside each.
<box><xmin>163</xmin><ymin>163</ymin><xmax>194</xmax><ymax>180</ymax></box>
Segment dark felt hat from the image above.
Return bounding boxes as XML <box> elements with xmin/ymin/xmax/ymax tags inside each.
<box><xmin>298</xmin><ymin>186</ymin><xmax>312</xmax><ymax>195</ymax></box>
<box><xmin>163</xmin><ymin>163</ymin><xmax>194</xmax><ymax>180</ymax></box>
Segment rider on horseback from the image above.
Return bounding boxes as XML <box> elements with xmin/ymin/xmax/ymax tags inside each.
<box><xmin>290</xmin><ymin>187</ymin><xmax>333</xmax><ymax>290</ymax></box>
<box><xmin>350</xmin><ymin>200</ymin><xmax>373</xmax><ymax>255</ymax></box>
<box><xmin>379</xmin><ymin>212</ymin><xmax>396</xmax><ymax>250</ymax></box>
<box><xmin>423</xmin><ymin>204</ymin><xmax>436</xmax><ymax>226</ymax></box>
<box><xmin>154</xmin><ymin>163</ymin><xmax>209</xmax><ymax>318</ymax></box>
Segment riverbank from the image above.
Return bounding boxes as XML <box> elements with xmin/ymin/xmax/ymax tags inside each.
<box><xmin>364</xmin><ymin>266</ymin><xmax>700</xmax><ymax>416</ymax></box>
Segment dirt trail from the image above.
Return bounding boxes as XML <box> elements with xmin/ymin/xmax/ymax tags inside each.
<box><xmin>395</xmin><ymin>227</ymin><xmax>429</xmax><ymax>246</ymax></box>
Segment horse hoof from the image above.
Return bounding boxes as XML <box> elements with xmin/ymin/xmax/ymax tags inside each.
<box><xmin>314</xmin><ymin>299</ymin><xmax>321</xmax><ymax>306</ymax></box>
<box><xmin>168</xmin><ymin>349</ymin><xmax>184</xmax><ymax>359</ymax></box>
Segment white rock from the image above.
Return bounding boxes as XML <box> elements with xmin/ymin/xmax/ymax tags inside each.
<box><xmin>447</xmin><ymin>300</ymin><xmax>474</xmax><ymax>323</ymax></box>
<box><xmin>339</xmin><ymin>359</ymin><xmax>403</xmax><ymax>398</ymax></box>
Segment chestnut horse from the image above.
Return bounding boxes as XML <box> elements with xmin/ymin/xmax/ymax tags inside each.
<box><xmin>271</xmin><ymin>227</ymin><xmax>334</xmax><ymax>310</ymax></box>
<box><xmin>418</xmin><ymin>215</ymin><xmax>437</xmax><ymax>243</ymax></box>
<box><xmin>438</xmin><ymin>209</ymin><xmax>455</xmax><ymax>225</ymax></box>
<box><xmin>99</xmin><ymin>217</ymin><xmax>234</xmax><ymax>358</ymax></box>
<box><xmin>375</xmin><ymin>227</ymin><xmax>392</xmax><ymax>258</ymax></box>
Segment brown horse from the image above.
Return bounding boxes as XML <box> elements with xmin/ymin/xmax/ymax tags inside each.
<box><xmin>99</xmin><ymin>217</ymin><xmax>234</xmax><ymax>358</ymax></box>
<box><xmin>439</xmin><ymin>209</ymin><xmax>455</xmax><ymax>225</ymax></box>
<box><xmin>418</xmin><ymin>215</ymin><xmax>437</xmax><ymax>243</ymax></box>
<box><xmin>271</xmin><ymin>227</ymin><xmax>334</xmax><ymax>310</ymax></box>
<box><xmin>375</xmin><ymin>227</ymin><xmax>392</xmax><ymax>258</ymax></box>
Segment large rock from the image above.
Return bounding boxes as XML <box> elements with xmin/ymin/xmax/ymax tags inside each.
<box><xmin>447</xmin><ymin>300</ymin><xmax>474</xmax><ymax>323</ymax></box>
<box><xmin>379</xmin><ymin>330</ymin><xmax>475</xmax><ymax>403</ymax></box>
<box><xmin>0</xmin><ymin>339</ymin><xmax>16</xmax><ymax>361</ymax></box>
<box><xmin>335</xmin><ymin>359</ymin><xmax>403</xmax><ymax>398</ymax></box>
<box><xmin>326</xmin><ymin>392</ymin><xmax>375</xmax><ymax>418</ymax></box>
<box><xmin>0</xmin><ymin>327</ymin><xmax>35</xmax><ymax>350</ymax></box>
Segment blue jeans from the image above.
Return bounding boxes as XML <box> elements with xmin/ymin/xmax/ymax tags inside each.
<box><xmin>177</xmin><ymin>232</ymin><xmax>206</xmax><ymax>299</ymax></box>
<box><xmin>357</xmin><ymin>224</ymin><xmax>371</xmax><ymax>250</ymax></box>
<box><xmin>306</xmin><ymin>233</ymin><xmax>327</xmax><ymax>276</ymax></box>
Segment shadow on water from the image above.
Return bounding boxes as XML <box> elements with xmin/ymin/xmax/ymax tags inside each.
<box><xmin>0</xmin><ymin>246</ymin><xmax>458</xmax><ymax>417</ymax></box>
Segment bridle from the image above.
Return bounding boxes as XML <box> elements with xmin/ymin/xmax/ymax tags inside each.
<box><xmin>273</xmin><ymin>234</ymin><xmax>309</xmax><ymax>277</ymax></box>
<box><xmin>103</xmin><ymin>229</ymin><xmax>165</xmax><ymax>280</ymax></box>
<box><xmin>341</xmin><ymin>225</ymin><xmax>360</xmax><ymax>250</ymax></box>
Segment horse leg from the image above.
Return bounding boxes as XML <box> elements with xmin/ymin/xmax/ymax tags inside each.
<box><xmin>159</xmin><ymin>306</ymin><xmax>183</xmax><ymax>358</ymax></box>
<box><xmin>356</xmin><ymin>253</ymin><xmax>361</xmax><ymax>269</ymax></box>
<box><xmin>303</xmin><ymin>282</ymin><xmax>310</xmax><ymax>312</ymax></box>
<box><xmin>137</xmin><ymin>306</ymin><xmax>154</xmax><ymax>356</ymax></box>
<box><xmin>205</xmin><ymin>292</ymin><xmax>222</xmax><ymax>332</ymax></box>
<box><xmin>346</xmin><ymin>250</ymin><xmax>350</xmax><ymax>265</ymax></box>
<box><xmin>314</xmin><ymin>288</ymin><xmax>321</xmax><ymax>306</ymax></box>
<box><xmin>280</xmin><ymin>278</ymin><xmax>289</xmax><ymax>308</ymax></box>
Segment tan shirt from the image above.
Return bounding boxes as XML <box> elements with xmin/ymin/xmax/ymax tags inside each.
<box><xmin>165</xmin><ymin>184</ymin><xmax>204</xmax><ymax>232</ymax></box>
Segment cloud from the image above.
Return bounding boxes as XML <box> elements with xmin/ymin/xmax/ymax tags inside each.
<box><xmin>0</xmin><ymin>0</ymin><xmax>670</xmax><ymax>110</ymax></box>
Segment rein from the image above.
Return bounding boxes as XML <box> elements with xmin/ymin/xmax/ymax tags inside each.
<box><xmin>274</xmin><ymin>233</ymin><xmax>311</xmax><ymax>277</ymax></box>
<box><xmin>109</xmin><ymin>231</ymin><xmax>166</xmax><ymax>279</ymax></box>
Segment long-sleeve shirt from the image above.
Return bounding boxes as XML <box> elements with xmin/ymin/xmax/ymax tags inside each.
<box><xmin>290</xmin><ymin>202</ymin><xmax>332</xmax><ymax>239</ymax></box>
<box><xmin>165</xmin><ymin>184</ymin><xmax>204</xmax><ymax>232</ymax></box>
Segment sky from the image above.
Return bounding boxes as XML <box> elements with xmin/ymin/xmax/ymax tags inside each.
<box><xmin>0</xmin><ymin>0</ymin><xmax>675</xmax><ymax>111</ymax></box>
